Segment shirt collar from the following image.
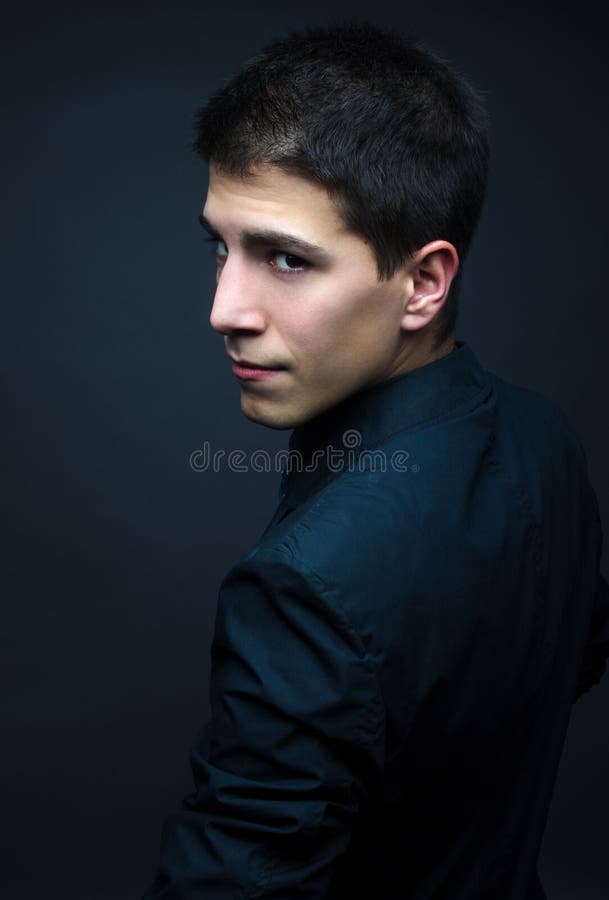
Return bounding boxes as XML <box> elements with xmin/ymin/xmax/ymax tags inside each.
<box><xmin>278</xmin><ymin>339</ymin><xmax>491</xmax><ymax>510</ymax></box>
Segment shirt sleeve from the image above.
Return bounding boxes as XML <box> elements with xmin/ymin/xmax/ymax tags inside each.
<box><xmin>143</xmin><ymin>547</ymin><xmax>385</xmax><ymax>899</ymax></box>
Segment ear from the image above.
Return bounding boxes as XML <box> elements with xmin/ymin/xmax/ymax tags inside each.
<box><xmin>400</xmin><ymin>241</ymin><xmax>459</xmax><ymax>332</ymax></box>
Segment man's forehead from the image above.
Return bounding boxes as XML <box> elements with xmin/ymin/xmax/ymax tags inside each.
<box><xmin>203</xmin><ymin>162</ymin><xmax>348</xmax><ymax>236</ymax></box>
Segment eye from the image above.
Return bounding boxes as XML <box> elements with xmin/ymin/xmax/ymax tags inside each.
<box><xmin>214</xmin><ymin>239</ymin><xmax>228</xmax><ymax>259</ymax></box>
<box><xmin>270</xmin><ymin>252</ymin><xmax>309</xmax><ymax>275</ymax></box>
<box><xmin>204</xmin><ymin>235</ymin><xmax>228</xmax><ymax>261</ymax></box>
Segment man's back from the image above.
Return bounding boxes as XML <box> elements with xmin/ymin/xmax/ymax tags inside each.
<box><xmin>146</xmin><ymin>341</ymin><xmax>608</xmax><ymax>898</ymax></box>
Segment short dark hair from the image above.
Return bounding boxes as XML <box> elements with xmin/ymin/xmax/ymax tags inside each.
<box><xmin>193</xmin><ymin>21</ymin><xmax>489</xmax><ymax>348</ymax></box>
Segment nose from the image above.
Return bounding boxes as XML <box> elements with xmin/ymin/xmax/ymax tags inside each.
<box><xmin>209</xmin><ymin>257</ymin><xmax>267</xmax><ymax>335</ymax></box>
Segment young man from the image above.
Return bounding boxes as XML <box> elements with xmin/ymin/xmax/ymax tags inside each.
<box><xmin>144</xmin><ymin>22</ymin><xmax>609</xmax><ymax>899</ymax></box>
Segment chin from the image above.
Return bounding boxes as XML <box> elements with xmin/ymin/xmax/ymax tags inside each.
<box><xmin>240</xmin><ymin>401</ymin><xmax>295</xmax><ymax>431</ymax></box>
<box><xmin>240</xmin><ymin>397</ymin><xmax>315</xmax><ymax>431</ymax></box>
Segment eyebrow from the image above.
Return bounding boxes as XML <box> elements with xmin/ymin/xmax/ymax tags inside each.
<box><xmin>198</xmin><ymin>212</ymin><xmax>331</xmax><ymax>263</ymax></box>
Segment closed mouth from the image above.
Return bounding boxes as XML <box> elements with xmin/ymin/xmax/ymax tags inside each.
<box><xmin>232</xmin><ymin>358</ymin><xmax>284</xmax><ymax>370</ymax></box>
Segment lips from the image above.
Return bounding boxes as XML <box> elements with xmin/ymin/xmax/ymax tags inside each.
<box><xmin>233</xmin><ymin>359</ymin><xmax>277</xmax><ymax>369</ymax></box>
<box><xmin>229</xmin><ymin>358</ymin><xmax>286</xmax><ymax>382</ymax></box>
<box><xmin>231</xmin><ymin>358</ymin><xmax>283</xmax><ymax>370</ymax></box>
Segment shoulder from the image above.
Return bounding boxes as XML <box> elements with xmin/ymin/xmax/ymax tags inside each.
<box><xmin>487</xmin><ymin>373</ymin><xmax>592</xmax><ymax>489</ymax></box>
<box><xmin>489</xmin><ymin>372</ymin><xmax>588</xmax><ymax>458</ymax></box>
<box><xmin>238</xmin><ymin>466</ymin><xmax>426</xmax><ymax>657</ymax></box>
<box><xmin>220</xmin><ymin>495</ymin><xmax>392</xmax><ymax>662</ymax></box>
<box><xmin>270</xmin><ymin>464</ymin><xmax>419</xmax><ymax>566</ymax></box>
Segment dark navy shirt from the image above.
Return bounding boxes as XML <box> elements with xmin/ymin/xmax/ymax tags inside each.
<box><xmin>144</xmin><ymin>340</ymin><xmax>609</xmax><ymax>899</ymax></box>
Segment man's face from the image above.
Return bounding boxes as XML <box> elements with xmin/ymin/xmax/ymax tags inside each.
<box><xmin>202</xmin><ymin>163</ymin><xmax>414</xmax><ymax>429</ymax></box>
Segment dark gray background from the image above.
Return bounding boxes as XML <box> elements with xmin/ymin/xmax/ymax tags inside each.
<box><xmin>3</xmin><ymin>1</ymin><xmax>608</xmax><ymax>897</ymax></box>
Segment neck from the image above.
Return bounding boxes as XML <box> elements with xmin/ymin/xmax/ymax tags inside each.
<box><xmin>384</xmin><ymin>332</ymin><xmax>456</xmax><ymax>384</ymax></box>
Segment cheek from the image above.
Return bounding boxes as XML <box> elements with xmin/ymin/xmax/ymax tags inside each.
<box><xmin>300</xmin><ymin>308</ymin><xmax>362</xmax><ymax>358</ymax></box>
<box><xmin>275</xmin><ymin>294</ymin><xmax>344</xmax><ymax>358</ymax></box>
<box><xmin>275</xmin><ymin>275</ymin><xmax>398</xmax><ymax>367</ymax></box>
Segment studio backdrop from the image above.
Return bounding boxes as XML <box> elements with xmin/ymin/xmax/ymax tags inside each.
<box><xmin>3</xmin><ymin>2</ymin><xmax>608</xmax><ymax>898</ymax></box>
